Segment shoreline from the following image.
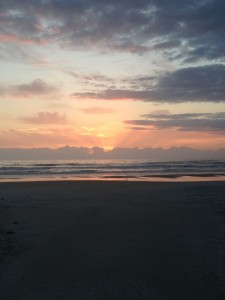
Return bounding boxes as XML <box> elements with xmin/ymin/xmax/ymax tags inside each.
<box><xmin>0</xmin><ymin>173</ymin><xmax>225</xmax><ymax>183</ymax></box>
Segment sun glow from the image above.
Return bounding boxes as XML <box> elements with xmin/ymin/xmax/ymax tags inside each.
<box><xmin>1</xmin><ymin>1</ymin><xmax>225</xmax><ymax>153</ymax></box>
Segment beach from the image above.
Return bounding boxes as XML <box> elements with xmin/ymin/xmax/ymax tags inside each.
<box><xmin>0</xmin><ymin>180</ymin><xmax>225</xmax><ymax>299</ymax></box>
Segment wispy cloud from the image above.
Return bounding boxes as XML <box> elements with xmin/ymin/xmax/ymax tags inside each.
<box><xmin>80</xmin><ymin>107</ymin><xmax>116</xmax><ymax>114</ymax></box>
<box><xmin>0</xmin><ymin>43</ymin><xmax>46</xmax><ymax>65</ymax></box>
<box><xmin>21</xmin><ymin>112</ymin><xmax>67</xmax><ymax>124</ymax></box>
<box><xmin>65</xmin><ymin>71</ymin><xmax>113</xmax><ymax>82</ymax></box>
<box><xmin>0</xmin><ymin>33</ymin><xmax>45</xmax><ymax>45</ymax></box>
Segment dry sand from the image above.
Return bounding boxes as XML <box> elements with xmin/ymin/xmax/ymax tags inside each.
<box><xmin>0</xmin><ymin>180</ymin><xmax>225</xmax><ymax>299</ymax></box>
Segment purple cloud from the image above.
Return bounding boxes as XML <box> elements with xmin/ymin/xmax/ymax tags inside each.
<box><xmin>0</xmin><ymin>79</ymin><xmax>59</xmax><ymax>98</ymax></box>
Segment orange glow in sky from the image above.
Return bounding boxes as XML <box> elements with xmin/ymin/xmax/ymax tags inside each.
<box><xmin>1</xmin><ymin>1</ymin><xmax>225</xmax><ymax>154</ymax></box>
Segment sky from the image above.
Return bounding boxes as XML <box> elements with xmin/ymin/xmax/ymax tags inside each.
<box><xmin>1</xmin><ymin>0</ymin><xmax>225</xmax><ymax>151</ymax></box>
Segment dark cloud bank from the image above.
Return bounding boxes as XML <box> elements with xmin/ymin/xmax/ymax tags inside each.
<box><xmin>0</xmin><ymin>146</ymin><xmax>225</xmax><ymax>161</ymax></box>
<box><xmin>72</xmin><ymin>64</ymin><xmax>225</xmax><ymax>103</ymax></box>
<box><xmin>125</xmin><ymin>112</ymin><xmax>225</xmax><ymax>132</ymax></box>
<box><xmin>1</xmin><ymin>0</ymin><xmax>225</xmax><ymax>62</ymax></box>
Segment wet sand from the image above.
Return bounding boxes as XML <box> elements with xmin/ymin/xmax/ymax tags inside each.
<box><xmin>0</xmin><ymin>180</ymin><xmax>225</xmax><ymax>299</ymax></box>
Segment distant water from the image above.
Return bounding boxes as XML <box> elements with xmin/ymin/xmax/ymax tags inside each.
<box><xmin>0</xmin><ymin>159</ymin><xmax>225</xmax><ymax>181</ymax></box>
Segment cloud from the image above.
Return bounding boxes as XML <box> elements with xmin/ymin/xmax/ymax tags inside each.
<box><xmin>0</xmin><ymin>43</ymin><xmax>48</xmax><ymax>65</ymax></box>
<box><xmin>0</xmin><ymin>33</ymin><xmax>44</xmax><ymax>45</ymax></box>
<box><xmin>152</xmin><ymin>64</ymin><xmax>225</xmax><ymax>102</ymax></box>
<box><xmin>80</xmin><ymin>107</ymin><xmax>116</xmax><ymax>114</ymax></box>
<box><xmin>21</xmin><ymin>112</ymin><xmax>67</xmax><ymax>124</ymax></box>
<box><xmin>0</xmin><ymin>85</ymin><xmax>4</xmax><ymax>96</ymax></box>
<box><xmin>65</xmin><ymin>71</ymin><xmax>118</xmax><ymax>90</ymax></box>
<box><xmin>72</xmin><ymin>64</ymin><xmax>225</xmax><ymax>103</ymax></box>
<box><xmin>128</xmin><ymin>127</ymin><xmax>150</xmax><ymax>131</ymax></box>
<box><xmin>67</xmin><ymin>71</ymin><xmax>157</xmax><ymax>93</ymax></box>
<box><xmin>12</xmin><ymin>79</ymin><xmax>58</xmax><ymax>97</ymax></box>
<box><xmin>124</xmin><ymin>112</ymin><xmax>225</xmax><ymax>132</ymax></box>
<box><xmin>1</xmin><ymin>0</ymin><xmax>225</xmax><ymax>62</ymax></box>
<box><xmin>71</xmin><ymin>90</ymin><xmax>153</xmax><ymax>101</ymax></box>
<box><xmin>1</xmin><ymin>145</ymin><xmax>225</xmax><ymax>160</ymax></box>
<box><xmin>0</xmin><ymin>79</ymin><xmax>58</xmax><ymax>98</ymax></box>
<box><xmin>65</xmin><ymin>71</ymin><xmax>113</xmax><ymax>82</ymax></box>
<box><xmin>147</xmin><ymin>110</ymin><xmax>170</xmax><ymax>116</ymax></box>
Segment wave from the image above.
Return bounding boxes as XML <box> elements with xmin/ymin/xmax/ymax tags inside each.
<box><xmin>0</xmin><ymin>159</ymin><xmax>225</xmax><ymax>178</ymax></box>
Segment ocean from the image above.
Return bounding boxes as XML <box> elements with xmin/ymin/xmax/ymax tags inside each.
<box><xmin>0</xmin><ymin>159</ymin><xmax>225</xmax><ymax>181</ymax></box>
